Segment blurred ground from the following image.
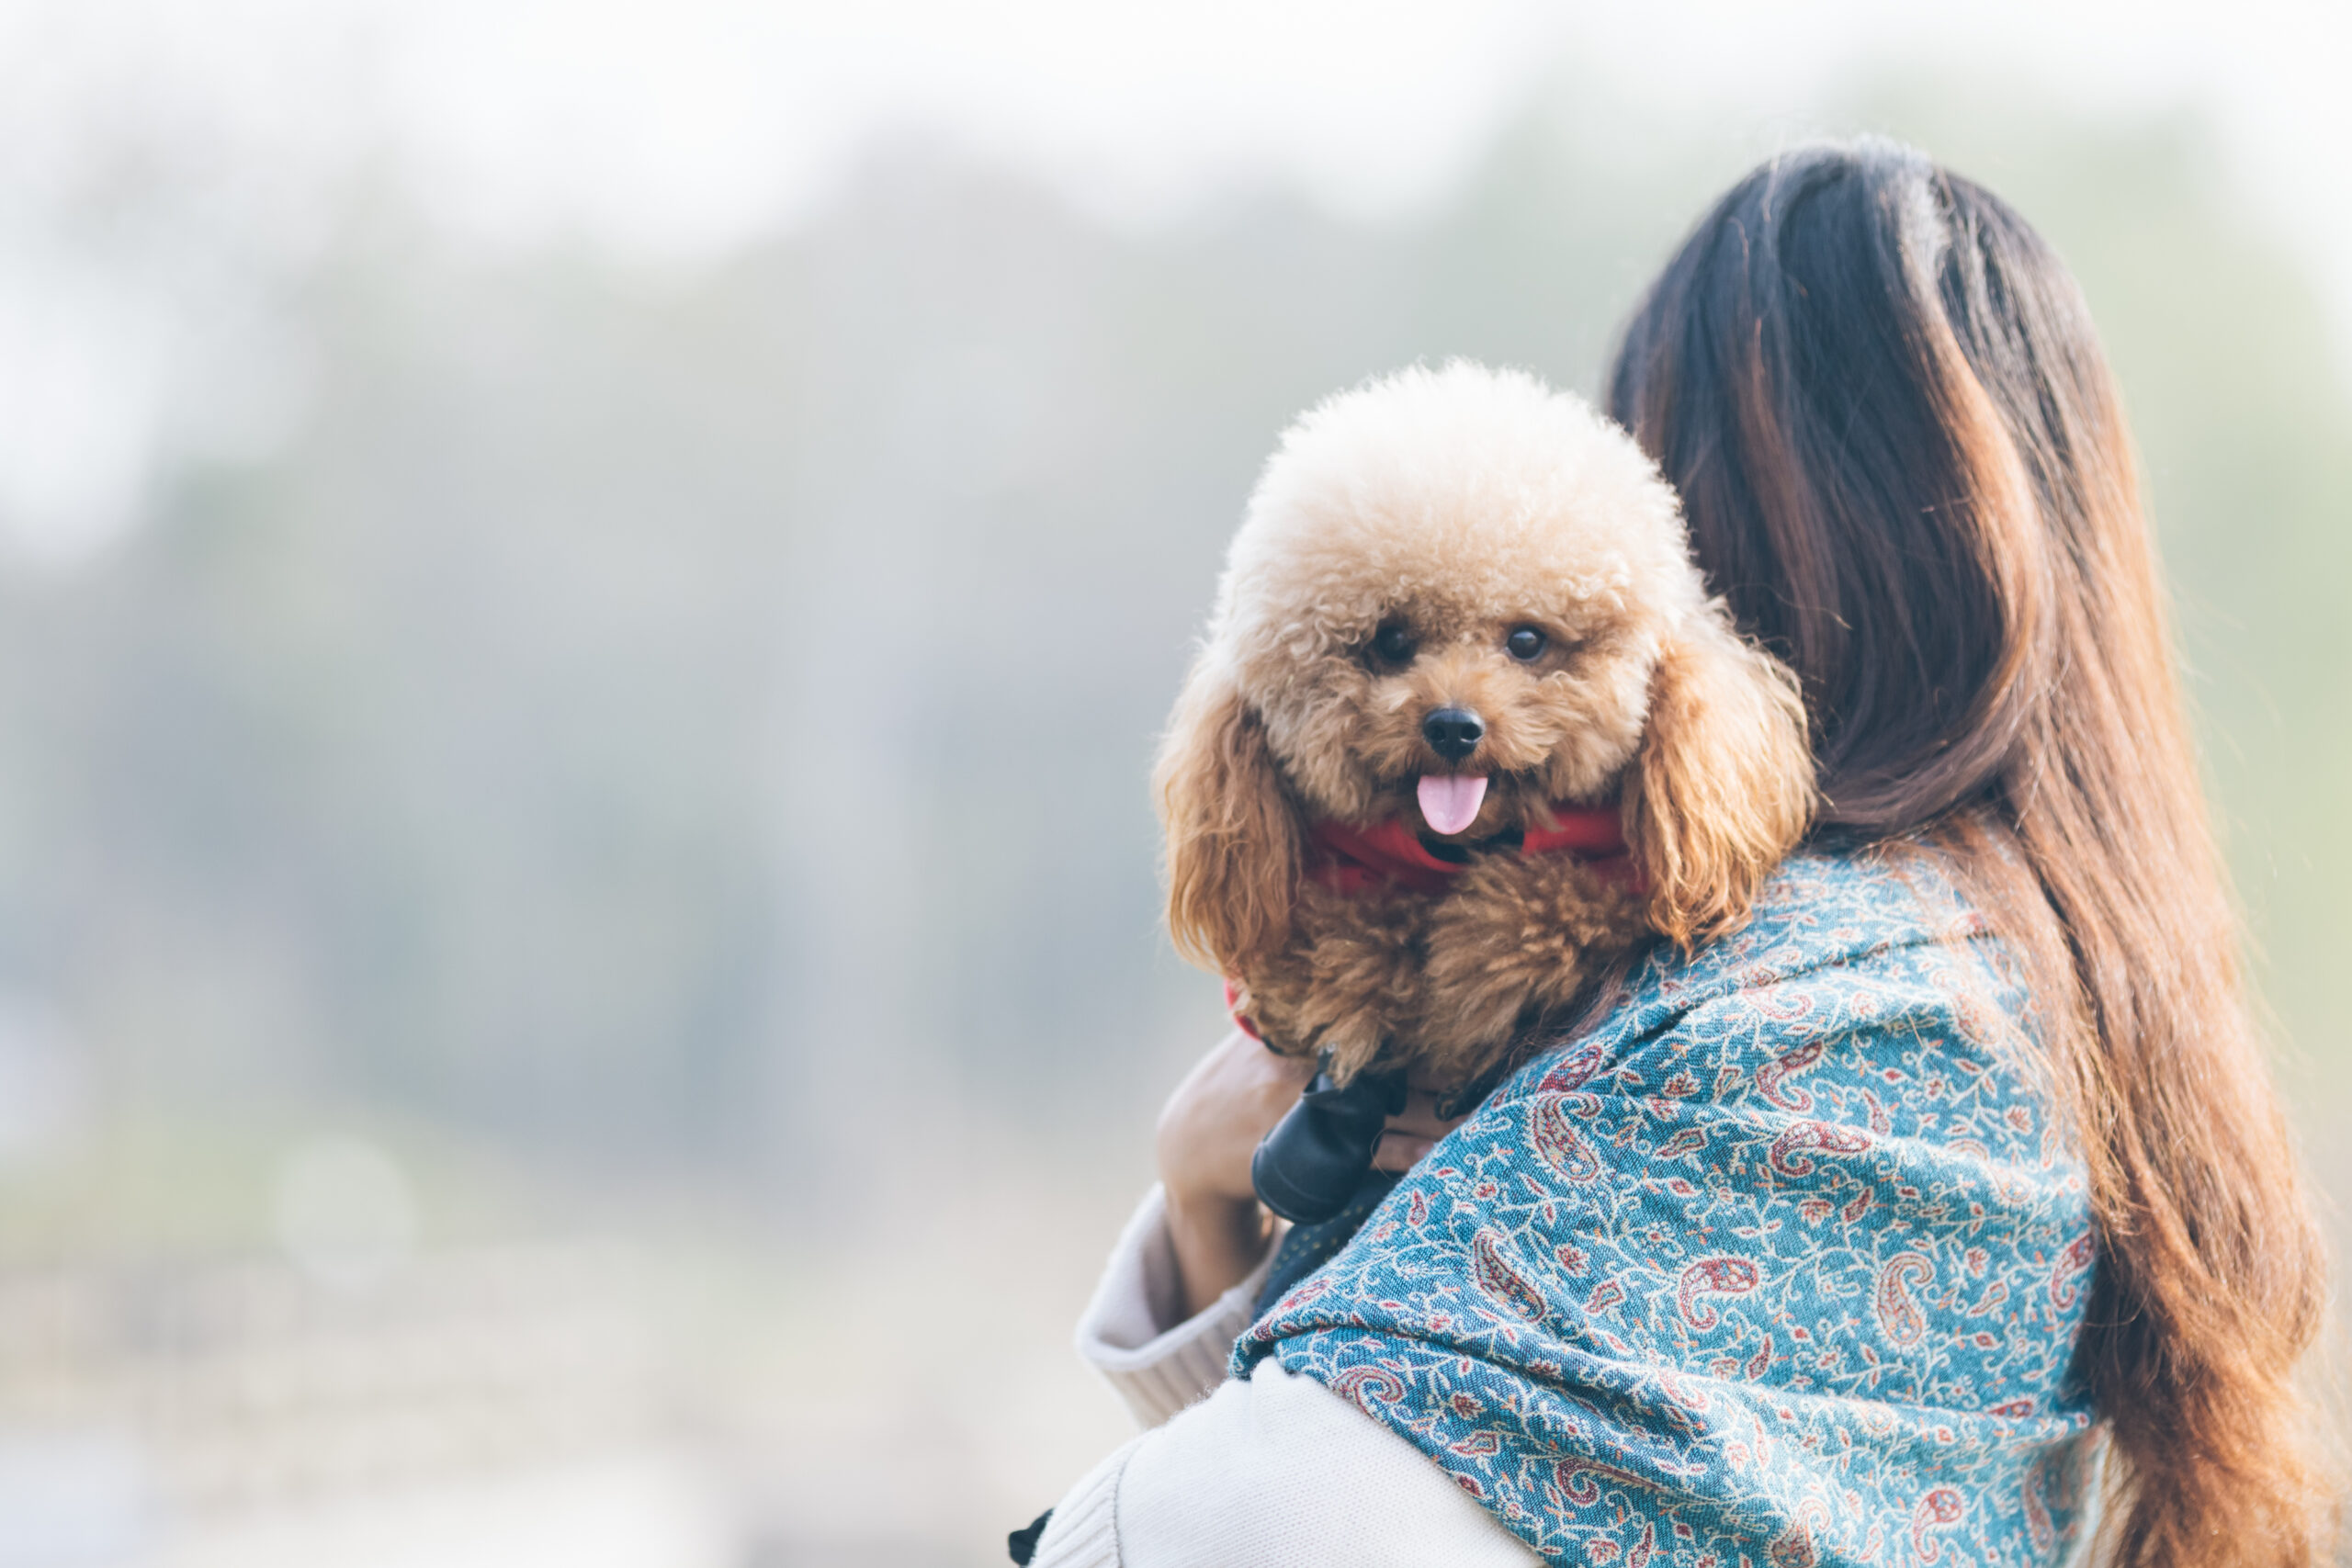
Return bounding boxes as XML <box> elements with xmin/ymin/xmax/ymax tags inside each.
<box><xmin>0</xmin><ymin>14</ymin><xmax>2345</xmax><ymax>1566</ymax></box>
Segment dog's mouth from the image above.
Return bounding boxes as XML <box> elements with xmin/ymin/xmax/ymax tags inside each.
<box><xmin>1415</xmin><ymin>773</ymin><xmax>1487</xmax><ymax>835</ymax></box>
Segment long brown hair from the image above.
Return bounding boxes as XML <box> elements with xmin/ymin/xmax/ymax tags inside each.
<box><xmin>1609</xmin><ymin>140</ymin><xmax>2336</xmax><ymax>1567</ymax></box>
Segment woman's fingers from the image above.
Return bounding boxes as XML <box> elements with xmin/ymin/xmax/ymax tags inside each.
<box><xmin>1385</xmin><ymin>1089</ymin><xmax>1469</xmax><ymax>1143</ymax></box>
<box><xmin>1364</xmin><ymin>1086</ymin><xmax>1470</xmax><ymax>1173</ymax></box>
<box><xmin>1370</xmin><ymin>1133</ymin><xmax>1436</xmax><ymax>1172</ymax></box>
<box><xmin>1158</xmin><ymin>1036</ymin><xmax>1472</xmax><ymax>1193</ymax></box>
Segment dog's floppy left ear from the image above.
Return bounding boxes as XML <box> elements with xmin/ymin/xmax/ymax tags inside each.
<box><xmin>1153</xmin><ymin>662</ymin><xmax>1304</xmax><ymax>974</ymax></box>
<box><xmin>1623</xmin><ymin>612</ymin><xmax>1815</xmax><ymax>949</ymax></box>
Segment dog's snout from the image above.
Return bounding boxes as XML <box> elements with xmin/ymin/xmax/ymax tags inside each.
<box><xmin>1421</xmin><ymin>706</ymin><xmax>1485</xmax><ymax>761</ymax></box>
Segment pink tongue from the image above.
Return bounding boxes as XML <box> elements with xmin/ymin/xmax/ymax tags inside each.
<box><xmin>1417</xmin><ymin>774</ymin><xmax>1488</xmax><ymax>836</ymax></box>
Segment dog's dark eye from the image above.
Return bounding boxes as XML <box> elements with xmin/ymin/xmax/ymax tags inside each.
<box><xmin>1371</xmin><ymin>623</ymin><xmax>1415</xmax><ymax>664</ymax></box>
<box><xmin>1506</xmin><ymin>626</ymin><xmax>1547</xmax><ymax>661</ymax></box>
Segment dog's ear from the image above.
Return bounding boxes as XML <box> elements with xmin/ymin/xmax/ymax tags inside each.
<box><xmin>1154</xmin><ymin>664</ymin><xmax>1303</xmax><ymax>973</ymax></box>
<box><xmin>1623</xmin><ymin>612</ymin><xmax>1815</xmax><ymax>949</ymax></box>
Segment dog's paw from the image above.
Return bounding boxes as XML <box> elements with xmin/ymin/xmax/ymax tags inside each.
<box><xmin>1414</xmin><ymin>856</ymin><xmax>1645</xmax><ymax>1079</ymax></box>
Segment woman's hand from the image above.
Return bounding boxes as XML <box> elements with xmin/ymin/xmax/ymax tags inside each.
<box><xmin>1156</xmin><ymin>1031</ymin><xmax>1311</xmax><ymax>1319</ymax></box>
<box><xmin>1155</xmin><ymin>1030</ymin><xmax>1467</xmax><ymax>1318</ymax></box>
<box><xmin>1368</xmin><ymin>1083</ymin><xmax>1468</xmax><ymax>1173</ymax></box>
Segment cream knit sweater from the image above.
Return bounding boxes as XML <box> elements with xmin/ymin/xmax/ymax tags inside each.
<box><xmin>1029</xmin><ymin>1186</ymin><xmax>1538</xmax><ymax>1567</ymax></box>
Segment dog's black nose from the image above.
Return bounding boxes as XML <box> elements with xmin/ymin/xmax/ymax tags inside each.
<box><xmin>1421</xmin><ymin>706</ymin><xmax>1485</xmax><ymax>761</ymax></box>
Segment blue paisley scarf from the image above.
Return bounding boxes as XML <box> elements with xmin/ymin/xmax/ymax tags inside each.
<box><xmin>1235</xmin><ymin>847</ymin><xmax>2101</xmax><ymax>1566</ymax></box>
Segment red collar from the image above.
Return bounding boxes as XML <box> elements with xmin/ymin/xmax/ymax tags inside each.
<box><xmin>1308</xmin><ymin>806</ymin><xmax>1635</xmax><ymax>897</ymax></box>
<box><xmin>1222</xmin><ymin>804</ymin><xmax>1635</xmax><ymax>1044</ymax></box>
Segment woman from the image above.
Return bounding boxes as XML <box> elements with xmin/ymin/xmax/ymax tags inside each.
<box><xmin>1024</xmin><ymin>140</ymin><xmax>2335</xmax><ymax>1567</ymax></box>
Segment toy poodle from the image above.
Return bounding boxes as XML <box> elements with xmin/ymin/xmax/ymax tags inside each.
<box><xmin>1155</xmin><ymin>361</ymin><xmax>1815</xmax><ymax>1101</ymax></box>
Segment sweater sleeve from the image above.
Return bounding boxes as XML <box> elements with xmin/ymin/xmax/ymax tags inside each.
<box><xmin>1029</xmin><ymin>1361</ymin><xmax>1541</xmax><ymax>1568</ymax></box>
<box><xmin>1073</xmin><ymin>1185</ymin><xmax>1277</xmax><ymax>1428</ymax></box>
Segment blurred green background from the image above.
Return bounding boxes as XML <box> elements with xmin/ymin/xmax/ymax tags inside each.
<box><xmin>0</xmin><ymin>8</ymin><xmax>2344</xmax><ymax>1565</ymax></box>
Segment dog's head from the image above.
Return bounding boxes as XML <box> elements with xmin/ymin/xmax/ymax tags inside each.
<box><xmin>1157</xmin><ymin>362</ymin><xmax>1815</xmax><ymax>971</ymax></box>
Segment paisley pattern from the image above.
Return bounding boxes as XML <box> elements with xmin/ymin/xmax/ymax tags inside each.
<box><xmin>1876</xmin><ymin>1252</ymin><xmax>1936</xmax><ymax>1348</ymax></box>
<box><xmin>1235</xmin><ymin>848</ymin><xmax>2099</xmax><ymax>1564</ymax></box>
<box><xmin>1530</xmin><ymin>1093</ymin><xmax>1606</xmax><ymax>1183</ymax></box>
<box><xmin>1471</xmin><ymin>1228</ymin><xmax>1552</xmax><ymax>1321</ymax></box>
<box><xmin>1676</xmin><ymin>1258</ymin><xmax>1760</xmax><ymax>1330</ymax></box>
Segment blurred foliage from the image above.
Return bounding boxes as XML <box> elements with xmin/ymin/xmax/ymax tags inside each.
<box><xmin>0</xmin><ymin>74</ymin><xmax>2343</xmax><ymax>1245</ymax></box>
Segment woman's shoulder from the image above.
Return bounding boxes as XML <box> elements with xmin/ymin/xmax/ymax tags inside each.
<box><xmin>1492</xmin><ymin>843</ymin><xmax>2050</xmax><ymax>1141</ymax></box>
<box><xmin>1611</xmin><ymin>840</ymin><xmax>2002</xmax><ymax>1031</ymax></box>
<box><xmin>1238</xmin><ymin>841</ymin><xmax>2099</xmax><ymax>1563</ymax></box>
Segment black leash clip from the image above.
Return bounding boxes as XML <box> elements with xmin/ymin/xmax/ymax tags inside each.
<box><xmin>1250</xmin><ymin>1055</ymin><xmax>1408</xmax><ymax>1224</ymax></box>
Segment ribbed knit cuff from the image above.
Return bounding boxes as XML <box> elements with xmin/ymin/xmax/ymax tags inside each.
<box><xmin>1075</xmin><ymin>1185</ymin><xmax>1277</xmax><ymax>1429</ymax></box>
<box><xmin>1029</xmin><ymin>1443</ymin><xmax>1128</xmax><ymax>1568</ymax></box>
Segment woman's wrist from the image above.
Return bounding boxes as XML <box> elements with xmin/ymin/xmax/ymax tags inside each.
<box><xmin>1163</xmin><ymin>1185</ymin><xmax>1274</xmax><ymax>1320</ymax></box>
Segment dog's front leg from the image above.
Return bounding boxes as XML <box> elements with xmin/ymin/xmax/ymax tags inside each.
<box><xmin>1238</xmin><ymin>883</ymin><xmax>1424</xmax><ymax>1083</ymax></box>
<box><xmin>1414</xmin><ymin>857</ymin><xmax>1646</xmax><ymax>1085</ymax></box>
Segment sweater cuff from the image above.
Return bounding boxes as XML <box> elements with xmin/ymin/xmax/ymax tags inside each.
<box><xmin>1028</xmin><ymin>1442</ymin><xmax>1128</xmax><ymax>1568</ymax></box>
<box><xmin>1075</xmin><ymin>1184</ymin><xmax>1278</xmax><ymax>1429</ymax></box>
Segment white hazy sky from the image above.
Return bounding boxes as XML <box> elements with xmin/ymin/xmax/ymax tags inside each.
<box><xmin>0</xmin><ymin>0</ymin><xmax>2346</xmax><ymax>558</ymax></box>
<box><xmin>8</xmin><ymin>0</ymin><xmax>2334</xmax><ymax>247</ymax></box>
